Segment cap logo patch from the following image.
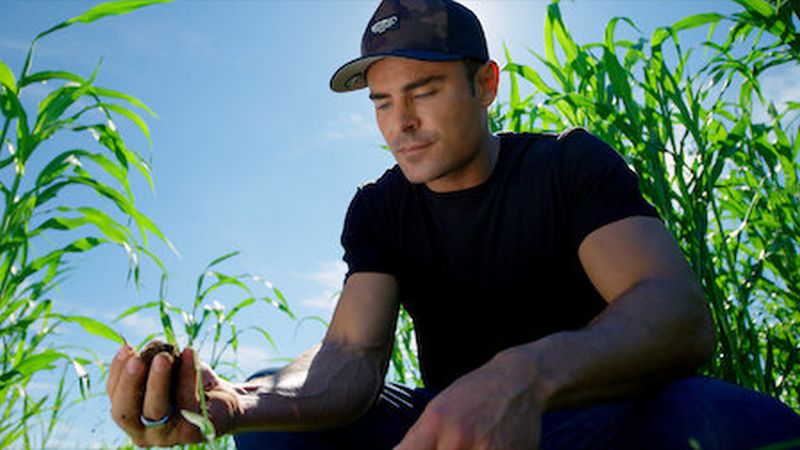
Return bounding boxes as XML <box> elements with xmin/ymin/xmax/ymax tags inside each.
<box><xmin>371</xmin><ymin>15</ymin><xmax>398</xmax><ymax>35</ymax></box>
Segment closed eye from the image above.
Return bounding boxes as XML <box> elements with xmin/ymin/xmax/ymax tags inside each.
<box><xmin>414</xmin><ymin>90</ymin><xmax>437</xmax><ymax>99</ymax></box>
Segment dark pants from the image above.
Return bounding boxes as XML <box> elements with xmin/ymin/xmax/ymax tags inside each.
<box><xmin>234</xmin><ymin>374</ymin><xmax>800</xmax><ymax>450</ymax></box>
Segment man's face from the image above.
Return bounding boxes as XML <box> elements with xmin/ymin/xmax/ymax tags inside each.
<box><xmin>366</xmin><ymin>57</ymin><xmax>491</xmax><ymax>192</ymax></box>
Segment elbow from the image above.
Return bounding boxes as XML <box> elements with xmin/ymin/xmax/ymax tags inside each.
<box><xmin>328</xmin><ymin>370</ymin><xmax>384</xmax><ymax>428</ymax></box>
<box><xmin>317</xmin><ymin>341</ymin><xmax>388</xmax><ymax>427</ymax></box>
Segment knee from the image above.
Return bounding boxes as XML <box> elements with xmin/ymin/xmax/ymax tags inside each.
<box><xmin>234</xmin><ymin>430</ymin><xmax>331</xmax><ymax>450</ymax></box>
<box><xmin>635</xmin><ymin>376</ymin><xmax>800</xmax><ymax>449</ymax></box>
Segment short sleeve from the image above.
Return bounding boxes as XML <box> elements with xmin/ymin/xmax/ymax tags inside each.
<box><xmin>340</xmin><ymin>187</ymin><xmax>397</xmax><ymax>280</ymax></box>
<box><xmin>557</xmin><ymin>128</ymin><xmax>660</xmax><ymax>249</ymax></box>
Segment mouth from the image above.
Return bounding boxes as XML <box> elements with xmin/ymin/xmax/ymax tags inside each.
<box><xmin>396</xmin><ymin>141</ymin><xmax>433</xmax><ymax>156</ymax></box>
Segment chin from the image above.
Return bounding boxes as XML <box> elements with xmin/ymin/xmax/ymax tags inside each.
<box><xmin>397</xmin><ymin>165</ymin><xmax>433</xmax><ymax>185</ymax></box>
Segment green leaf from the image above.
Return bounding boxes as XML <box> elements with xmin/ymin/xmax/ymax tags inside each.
<box><xmin>159</xmin><ymin>299</ymin><xmax>178</xmax><ymax>348</ymax></box>
<box><xmin>205</xmin><ymin>251</ymin><xmax>241</xmax><ymax>272</ymax></box>
<box><xmin>651</xmin><ymin>27</ymin><xmax>672</xmax><ymax>49</ymax></box>
<box><xmin>179</xmin><ymin>409</ymin><xmax>216</xmax><ymax>443</ymax></box>
<box><xmin>293</xmin><ymin>316</ymin><xmax>329</xmax><ymax>339</ymax></box>
<box><xmin>543</xmin><ymin>3</ymin><xmax>560</xmax><ymax>68</ymax></box>
<box><xmin>34</xmin><ymin>149</ymin><xmax>132</xmax><ymax>201</ymax></box>
<box><xmin>36</xmin><ymin>0</ymin><xmax>175</xmax><ymax>42</ymax></box>
<box><xmin>91</xmin><ymin>86</ymin><xmax>157</xmax><ymax>117</ymax></box>
<box><xmin>225</xmin><ymin>297</ymin><xmax>256</xmax><ymax>323</ymax></box>
<box><xmin>732</xmin><ymin>0</ymin><xmax>775</xmax><ymax>18</ymax></box>
<box><xmin>53</xmin><ymin>314</ymin><xmax>125</xmax><ymax>345</ymax></box>
<box><xmin>75</xmin><ymin>123</ymin><xmax>156</xmax><ymax>191</ymax></box>
<box><xmin>504</xmin><ymin>62</ymin><xmax>557</xmax><ymax>96</ymax></box>
<box><xmin>248</xmin><ymin>326</ymin><xmax>278</xmax><ymax>352</ymax></box>
<box><xmin>19</xmin><ymin>71</ymin><xmax>85</xmax><ymax>88</ymax></box>
<box><xmin>101</xmin><ymin>102</ymin><xmax>152</xmax><ymax>143</ymax></box>
<box><xmin>22</xmin><ymin>237</ymin><xmax>106</xmax><ymax>278</ymax></box>
<box><xmin>503</xmin><ymin>45</ymin><xmax>520</xmax><ymax>111</ymax></box>
<box><xmin>672</xmin><ymin>13</ymin><xmax>725</xmax><ymax>32</ymax></box>
<box><xmin>114</xmin><ymin>301</ymin><xmax>160</xmax><ymax>322</ymax></box>
<box><xmin>34</xmin><ymin>83</ymin><xmax>90</xmax><ymax>141</ymax></box>
<box><xmin>0</xmin><ymin>58</ymin><xmax>17</xmax><ymax>94</ymax></box>
<box><xmin>199</xmin><ymin>271</ymin><xmax>252</xmax><ymax>305</ymax></box>
<box><xmin>3</xmin><ymin>350</ymin><xmax>68</xmax><ymax>382</ymax></box>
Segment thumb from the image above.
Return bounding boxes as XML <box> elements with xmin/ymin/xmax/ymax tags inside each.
<box><xmin>199</xmin><ymin>360</ymin><xmax>223</xmax><ymax>391</ymax></box>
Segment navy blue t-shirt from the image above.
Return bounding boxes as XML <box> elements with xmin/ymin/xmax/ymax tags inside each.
<box><xmin>341</xmin><ymin>128</ymin><xmax>660</xmax><ymax>390</ymax></box>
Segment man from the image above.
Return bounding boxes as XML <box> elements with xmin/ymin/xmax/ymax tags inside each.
<box><xmin>107</xmin><ymin>1</ymin><xmax>800</xmax><ymax>448</ymax></box>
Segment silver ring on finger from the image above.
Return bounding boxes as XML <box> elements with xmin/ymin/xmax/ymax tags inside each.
<box><xmin>140</xmin><ymin>404</ymin><xmax>173</xmax><ymax>429</ymax></box>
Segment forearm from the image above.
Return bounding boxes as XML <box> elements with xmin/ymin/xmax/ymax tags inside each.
<box><xmin>496</xmin><ymin>277</ymin><xmax>716</xmax><ymax>410</ymax></box>
<box><xmin>231</xmin><ymin>340</ymin><xmax>389</xmax><ymax>433</ymax></box>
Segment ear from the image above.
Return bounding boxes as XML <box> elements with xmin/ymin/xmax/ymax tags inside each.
<box><xmin>475</xmin><ymin>60</ymin><xmax>500</xmax><ymax>107</ymax></box>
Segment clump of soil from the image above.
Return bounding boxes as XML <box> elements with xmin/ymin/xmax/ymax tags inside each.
<box><xmin>140</xmin><ymin>340</ymin><xmax>180</xmax><ymax>367</ymax></box>
<box><xmin>140</xmin><ymin>340</ymin><xmax>183</xmax><ymax>404</ymax></box>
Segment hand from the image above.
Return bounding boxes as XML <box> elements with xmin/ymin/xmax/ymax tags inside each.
<box><xmin>394</xmin><ymin>356</ymin><xmax>545</xmax><ymax>450</ymax></box>
<box><xmin>106</xmin><ymin>344</ymin><xmax>243</xmax><ymax>447</ymax></box>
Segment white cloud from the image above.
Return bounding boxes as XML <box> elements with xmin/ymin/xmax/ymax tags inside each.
<box><xmin>119</xmin><ymin>313</ymin><xmax>161</xmax><ymax>340</ymax></box>
<box><xmin>227</xmin><ymin>343</ymin><xmax>275</xmax><ymax>376</ymax></box>
<box><xmin>300</xmin><ymin>260</ymin><xmax>346</xmax><ymax>310</ymax></box>
<box><xmin>322</xmin><ymin>112</ymin><xmax>380</xmax><ymax>141</ymax></box>
<box><xmin>763</xmin><ymin>65</ymin><xmax>800</xmax><ymax>106</ymax></box>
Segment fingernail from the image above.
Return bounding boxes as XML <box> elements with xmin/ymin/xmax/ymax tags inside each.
<box><xmin>126</xmin><ymin>356</ymin><xmax>142</xmax><ymax>375</ymax></box>
<box><xmin>115</xmin><ymin>345</ymin><xmax>131</xmax><ymax>360</ymax></box>
<box><xmin>154</xmin><ymin>354</ymin><xmax>168</xmax><ymax>373</ymax></box>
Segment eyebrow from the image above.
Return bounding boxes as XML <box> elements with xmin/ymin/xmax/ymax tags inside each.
<box><xmin>369</xmin><ymin>75</ymin><xmax>446</xmax><ymax>100</ymax></box>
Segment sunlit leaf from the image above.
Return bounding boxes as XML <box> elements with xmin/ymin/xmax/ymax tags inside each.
<box><xmin>35</xmin><ymin>0</ymin><xmax>175</xmax><ymax>42</ymax></box>
<box><xmin>53</xmin><ymin>314</ymin><xmax>125</xmax><ymax>345</ymax></box>
<box><xmin>0</xmin><ymin>58</ymin><xmax>17</xmax><ymax>93</ymax></box>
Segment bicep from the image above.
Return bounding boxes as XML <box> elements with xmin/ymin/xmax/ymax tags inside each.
<box><xmin>324</xmin><ymin>272</ymin><xmax>400</xmax><ymax>354</ymax></box>
<box><xmin>578</xmin><ymin>216</ymin><xmax>703</xmax><ymax>304</ymax></box>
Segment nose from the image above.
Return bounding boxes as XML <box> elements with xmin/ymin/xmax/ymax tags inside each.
<box><xmin>396</xmin><ymin>98</ymin><xmax>420</xmax><ymax>133</ymax></box>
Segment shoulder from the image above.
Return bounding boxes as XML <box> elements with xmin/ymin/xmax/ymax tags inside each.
<box><xmin>346</xmin><ymin>165</ymin><xmax>412</xmax><ymax>222</ymax></box>
<box><xmin>353</xmin><ymin>164</ymin><xmax>408</xmax><ymax>202</ymax></box>
<box><xmin>498</xmin><ymin>131</ymin><xmax>558</xmax><ymax>150</ymax></box>
<box><xmin>554</xmin><ymin>127</ymin><xmax>624</xmax><ymax>163</ymax></box>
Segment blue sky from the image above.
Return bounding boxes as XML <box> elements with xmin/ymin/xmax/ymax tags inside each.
<box><xmin>2</xmin><ymin>0</ymin><xmax>797</xmax><ymax>447</ymax></box>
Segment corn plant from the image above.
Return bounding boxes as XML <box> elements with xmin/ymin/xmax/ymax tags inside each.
<box><xmin>0</xmin><ymin>1</ymin><xmax>173</xmax><ymax>448</ymax></box>
<box><xmin>496</xmin><ymin>0</ymin><xmax>798</xmax><ymax>410</ymax></box>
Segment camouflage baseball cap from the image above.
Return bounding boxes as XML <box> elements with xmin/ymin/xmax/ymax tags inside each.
<box><xmin>330</xmin><ymin>0</ymin><xmax>489</xmax><ymax>93</ymax></box>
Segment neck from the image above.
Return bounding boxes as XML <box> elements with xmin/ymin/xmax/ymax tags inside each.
<box><xmin>426</xmin><ymin>132</ymin><xmax>501</xmax><ymax>193</ymax></box>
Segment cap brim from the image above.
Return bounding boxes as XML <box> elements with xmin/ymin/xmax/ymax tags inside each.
<box><xmin>329</xmin><ymin>50</ymin><xmax>467</xmax><ymax>93</ymax></box>
<box><xmin>330</xmin><ymin>55</ymin><xmax>385</xmax><ymax>93</ymax></box>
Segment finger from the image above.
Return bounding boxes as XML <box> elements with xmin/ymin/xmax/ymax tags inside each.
<box><xmin>176</xmin><ymin>347</ymin><xmax>201</xmax><ymax>408</ymax></box>
<box><xmin>142</xmin><ymin>352</ymin><xmax>175</xmax><ymax>422</ymax></box>
<box><xmin>106</xmin><ymin>344</ymin><xmax>134</xmax><ymax>397</ymax></box>
<box><xmin>110</xmin><ymin>354</ymin><xmax>147</xmax><ymax>441</ymax></box>
<box><xmin>395</xmin><ymin>421</ymin><xmax>438</xmax><ymax>450</ymax></box>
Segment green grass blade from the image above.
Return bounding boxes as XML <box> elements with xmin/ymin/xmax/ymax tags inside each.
<box><xmin>19</xmin><ymin>71</ymin><xmax>85</xmax><ymax>88</ymax></box>
<box><xmin>52</xmin><ymin>314</ymin><xmax>125</xmax><ymax>345</ymax></box>
<box><xmin>225</xmin><ymin>297</ymin><xmax>256</xmax><ymax>323</ymax></box>
<box><xmin>91</xmin><ymin>86</ymin><xmax>157</xmax><ymax>117</ymax></box>
<box><xmin>248</xmin><ymin>326</ymin><xmax>278</xmax><ymax>352</ymax></box>
<box><xmin>35</xmin><ymin>0</ymin><xmax>175</xmax><ymax>42</ymax></box>
<box><xmin>101</xmin><ymin>103</ymin><xmax>151</xmax><ymax>144</ymax></box>
<box><xmin>672</xmin><ymin>13</ymin><xmax>725</xmax><ymax>32</ymax></box>
<box><xmin>504</xmin><ymin>62</ymin><xmax>557</xmax><ymax>96</ymax></box>
<box><xmin>0</xmin><ymin>58</ymin><xmax>17</xmax><ymax>94</ymax></box>
<box><xmin>113</xmin><ymin>301</ymin><xmax>159</xmax><ymax>322</ymax></box>
<box><xmin>6</xmin><ymin>350</ymin><xmax>68</xmax><ymax>381</ymax></box>
<box><xmin>205</xmin><ymin>251</ymin><xmax>241</xmax><ymax>272</ymax></box>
